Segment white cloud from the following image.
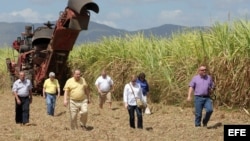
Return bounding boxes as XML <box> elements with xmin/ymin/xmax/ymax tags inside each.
<box><xmin>157</xmin><ymin>10</ymin><xmax>183</xmax><ymax>25</ymax></box>
<box><xmin>96</xmin><ymin>20</ymin><xmax>117</xmax><ymax>28</ymax></box>
<box><xmin>0</xmin><ymin>8</ymin><xmax>56</xmax><ymax>23</ymax></box>
<box><xmin>11</xmin><ymin>9</ymin><xmax>38</xmax><ymax>20</ymax></box>
<box><xmin>158</xmin><ymin>10</ymin><xmax>182</xmax><ymax>21</ymax></box>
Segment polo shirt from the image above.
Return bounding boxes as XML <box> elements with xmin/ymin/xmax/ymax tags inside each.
<box><xmin>189</xmin><ymin>74</ymin><xmax>214</xmax><ymax>96</ymax></box>
<box><xmin>43</xmin><ymin>78</ymin><xmax>60</xmax><ymax>94</ymax></box>
<box><xmin>63</xmin><ymin>77</ymin><xmax>88</xmax><ymax>100</ymax></box>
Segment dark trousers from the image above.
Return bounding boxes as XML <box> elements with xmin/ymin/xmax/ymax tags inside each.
<box><xmin>15</xmin><ymin>96</ymin><xmax>30</xmax><ymax>124</ymax></box>
<box><xmin>127</xmin><ymin>105</ymin><xmax>143</xmax><ymax>129</ymax></box>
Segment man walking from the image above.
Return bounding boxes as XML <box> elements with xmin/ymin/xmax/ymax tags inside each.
<box><xmin>95</xmin><ymin>69</ymin><xmax>114</xmax><ymax>109</ymax></box>
<box><xmin>187</xmin><ymin>65</ymin><xmax>214</xmax><ymax>127</ymax></box>
<box><xmin>12</xmin><ymin>71</ymin><xmax>33</xmax><ymax>125</ymax></box>
<box><xmin>63</xmin><ymin>69</ymin><xmax>90</xmax><ymax>130</ymax></box>
<box><xmin>43</xmin><ymin>72</ymin><xmax>60</xmax><ymax>116</ymax></box>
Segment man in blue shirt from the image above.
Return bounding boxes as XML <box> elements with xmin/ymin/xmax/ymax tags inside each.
<box><xmin>187</xmin><ymin>65</ymin><xmax>214</xmax><ymax>127</ymax></box>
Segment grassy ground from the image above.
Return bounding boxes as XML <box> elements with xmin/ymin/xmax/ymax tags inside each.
<box><xmin>0</xmin><ymin>90</ymin><xmax>250</xmax><ymax>141</ymax></box>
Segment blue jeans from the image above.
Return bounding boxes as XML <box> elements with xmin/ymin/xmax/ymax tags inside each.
<box><xmin>46</xmin><ymin>93</ymin><xmax>56</xmax><ymax>116</ymax></box>
<box><xmin>194</xmin><ymin>96</ymin><xmax>213</xmax><ymax>126</ymax></box>
<box><xmin>127</xmin><ymin>105</ymin><xmax>143</xmax><ymax>129</ymax></box>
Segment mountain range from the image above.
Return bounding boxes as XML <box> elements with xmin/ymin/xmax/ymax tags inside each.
<box><xmin>0</xmin><ymin>21</ymin><xmax>208</xmax><ymax>47</ymax></box>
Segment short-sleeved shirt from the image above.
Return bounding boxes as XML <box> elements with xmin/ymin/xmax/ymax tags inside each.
<box><xmin>12</xmin><ymin>79</ymin><xmax>32</xmax><ymax>97</ymax></box>
<box><xmin>95</xmin><ymin>75</ymin><xmax>113</xmax><ymax>92</ymax></box>
<box><xmin>189</xmin><ymin>74</ymin><xmax>214</xmax><ymax>96</ymax></box>
<box><xmin>43</xmin><ymin>78</ymin><xmax>60</xmax><ymax>94</ymax></box>
<box><xmin>63</xmin><ymin>77</ymin><xmax>88</xmax><ymax>101</ymax></box>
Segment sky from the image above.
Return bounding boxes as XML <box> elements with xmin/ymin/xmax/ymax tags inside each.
<box><xmin>0</xmin><ymin>0</ymin><xmax>249</xmax><ymax>31</ymax></box>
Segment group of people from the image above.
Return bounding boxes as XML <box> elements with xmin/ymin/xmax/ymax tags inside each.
<box><xmin>12</xmin><ymin>65</ymin><xmax>214</xmax><ymax>130</ymax></box>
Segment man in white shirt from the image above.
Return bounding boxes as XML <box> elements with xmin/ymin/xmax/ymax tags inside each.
<box><xmin>95</xmin><ymin>69</ymin><xmax>114</xmax><ymax>109</ymax></box>
<box><xmin>12</xmin><ymin>71</ymin><xmax>33</xmax><ymax>125</ymax></box>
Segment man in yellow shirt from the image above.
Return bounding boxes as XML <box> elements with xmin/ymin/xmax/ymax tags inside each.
<box><xmin>43</xmin><ymin>72</ymin><xmax>60</xmax><ymax>116</ymax></box>
<box><xmin>63</xmin><ymin>69</ymin><xmax>90</xmax><ymax>130</ymax></box>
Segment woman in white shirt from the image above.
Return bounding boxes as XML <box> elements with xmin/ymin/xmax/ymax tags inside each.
<box><xmin>123</xmin><ymin>75</ymin><xmax>146</xmax><ymax>129</ymax></box>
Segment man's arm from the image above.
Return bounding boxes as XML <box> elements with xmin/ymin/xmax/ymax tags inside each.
<box><xmin>43</xmin><ymin>87</ymin><xmax>46</xmax><ymax>99</ymax></box>
<box><xmin>12</xmin><ymin>82</ymin><xmax>21</xmax><ymax>105</ymax></box>
<box><xmin>13</xmin><ymin>91</ymin><xmax>21</xmax><ymax>105</ymax></box>
<box><xmin>110</xmin><ymin>84</ymin><xmax>114</xmax><ymax>92</ymax></box>
<box><xmin>29</xmin><ymin>89</ymin><xmax>33</xmax><ymax>104</ymax></box>
<box><xmin>85</xmin><ymin>86</ymin><xmax>91</xmax><ymax>104</ymax></box>
<box><xmin>63</xmin><ymin>90</ymin><xmax>68</xmax><ymax>106</ymax></box>
<box><xmin>57</xmin><ymin>87</ymin><xmax>61</xmax><ymax>97</ymax></box>
<box><xmin>187</xmin><ymin>87</ymin><xmax>193</xmax><ymax>101</ymax></box>
<box><xmin>56</xmin><ymin>79</ymin><xmax>60</xmax><ymax>97</ymax></box>
<box><xmin>123</xmin><ymin>84</ymin><xmax>128</xmax><ymax>108</ymax></box>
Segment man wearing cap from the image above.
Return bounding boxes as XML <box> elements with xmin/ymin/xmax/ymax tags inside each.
<box><xmin>43</xmin><ymin>72</ymin><xmax>60</xmax><ymax>116</ymax></box>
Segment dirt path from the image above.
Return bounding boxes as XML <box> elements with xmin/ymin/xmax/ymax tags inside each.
<box><xmin>0</xmin><ymin>90</ymin><xmax>249</xmax><ymax>141</ymax></box>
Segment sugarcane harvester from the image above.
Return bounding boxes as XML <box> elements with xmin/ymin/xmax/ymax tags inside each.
<box><xmin>6</xmin><ymin>0</ymin><xmax>99</xmax><ymax>94</ymax></box>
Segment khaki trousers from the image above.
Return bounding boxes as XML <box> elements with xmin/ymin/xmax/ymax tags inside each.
<box><xmin>69</xmin><ymin>99</ymin><xmax>88</xmax><ymax>130</ymax></box>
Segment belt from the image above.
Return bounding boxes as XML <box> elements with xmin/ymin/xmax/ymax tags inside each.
<box><xmin>70</xmin><ymin>99</ymin><xmax>84</xmax><ymax>102</ymax></box>
<box><xmin>46</xmin><ymin>92</ymin><xmax>56</xmax><ymax>95</ymax></box>
<box><xmin>18</xmin><ymin>95</ymin><xmax>29</xmax><ymax>98</ymax></box>
<box><xmin>195</xmin><ymin>95</ymin><xmax>210</xmax><ymax>98</ymax></box>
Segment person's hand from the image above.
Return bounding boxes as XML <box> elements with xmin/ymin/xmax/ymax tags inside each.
<box><xmin>43</xmin><ymin>94</ymin><xmax>46</xmax><ymax>99</ymax></box>
<box><xmin>125</xmin><ymin>103</ymin><xmax>128</xmax><ymax>109</ymax></box>
<box><xmin>187</xmin><ymin>96</ymin><xmax>192</xmax><ymax>101</ymax></box>
<box><xmin>16</xmin><ymin>99</ymin><xmax>21</xmax><ymax>105</ymax></box>
<box><xmin>30</xmin><ymin>98</ymin><xmax>32</xmax><ymax>104</ymax></box>
<box><xmin>64</xmin><ymin>100</ymin><xmax>68</xmax><ymax>107</ymax></box>
<box><xmin>98</xmin><ymin>90</ymin><xmax>103</xmax><ymax>96</ymax></box>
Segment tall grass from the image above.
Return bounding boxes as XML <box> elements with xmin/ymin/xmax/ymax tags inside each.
<box><xmin>67</xmin><ymin>20</ymin><xmax>250</xmax><ymax>108</ymax></box>
<box><xmin>1</xmin><ymin>20</ymin><xmax>250</xmax><ymax>108</ymax></box>
<box><xmin>0</xmin><ymin>46</ymin><xmax>15</xmax><ymax>92</ymax></box>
